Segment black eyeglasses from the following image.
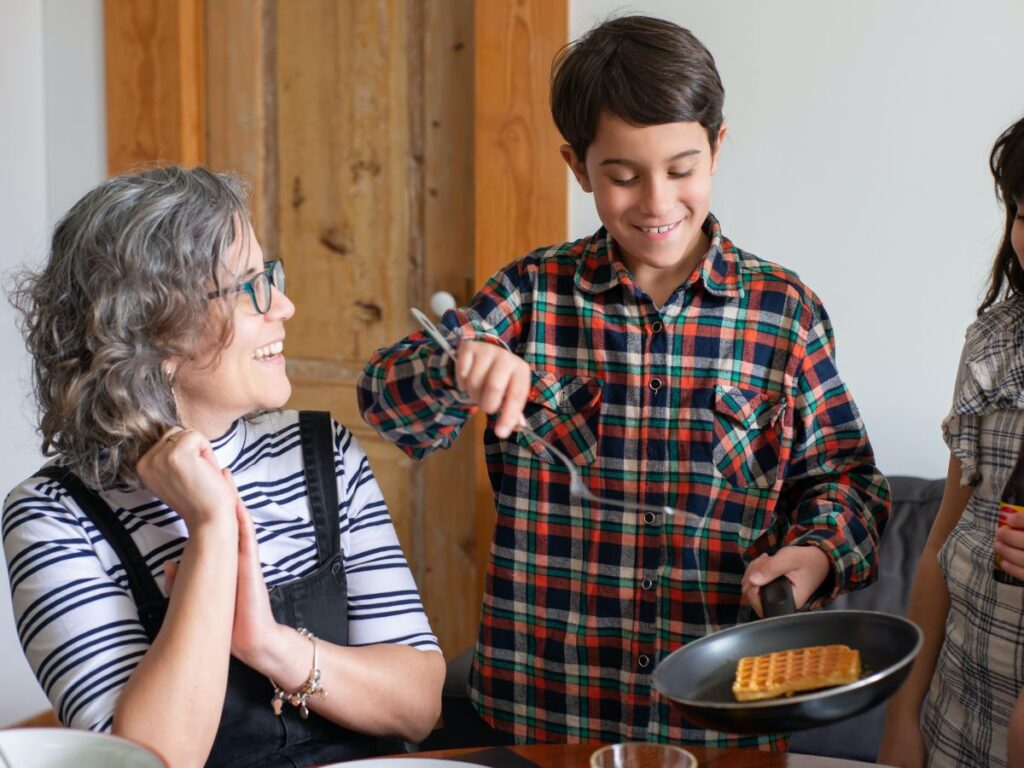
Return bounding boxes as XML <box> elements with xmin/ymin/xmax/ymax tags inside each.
<box><xmin>207</xmin><ymin>259</ymin><xmax>286</xmax><ymax>314</ymax></box>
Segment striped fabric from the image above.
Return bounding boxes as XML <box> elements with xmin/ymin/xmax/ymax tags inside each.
<box><xmin>923</xmin><ymin>296</ymin><xmax>1024</xmax><ymax>768</ymax></box>
<box><xmin>2</xmin><ymin>410</ymin><xmax>439</xmax><ymax>732</ymax></box>
<box><xmin>358</xmin><ymin>214</ymin><xmax>889</xmax><ymax>748</ymax></box>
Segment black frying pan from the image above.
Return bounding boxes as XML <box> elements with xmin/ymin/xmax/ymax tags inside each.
<box><xmin>651</xmin><ymin>580</ymin><xmax>922</xmax><ymax>734</ymax></box>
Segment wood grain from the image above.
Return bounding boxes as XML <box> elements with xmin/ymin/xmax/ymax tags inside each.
<box><xmin>105</xmin><ymin>0</ymin><xmax>205</xmax><ymax>174</ymax></box>
<box><xmin>473</xmin><ymin>0</ymin><xmax>568</xmax><ymax>603</ymax></box>
<box><xmin>204</xmin><ymin>0</ymin><xmax>276</xmax><ymax>249</ymax></box>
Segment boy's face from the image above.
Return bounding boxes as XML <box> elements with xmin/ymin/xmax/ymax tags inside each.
<box><xmin>563</xmin><ymin>112</ymin><xmax>726</xmax><ymax>290</ymax></box>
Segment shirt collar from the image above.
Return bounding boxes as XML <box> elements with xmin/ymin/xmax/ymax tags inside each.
<box><xmin>210</xmin><ymin>418</ymin><xmax>247</xmax><ymax>470</ymax></box>
<box><xmin>574</xmin><ymin>213</ymin><xmax>743</xmax><ymax>300</ymax></box>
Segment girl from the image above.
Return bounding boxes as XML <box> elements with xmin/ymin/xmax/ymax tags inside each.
<box><xmin>878</xmin><ymin>116</ymin><xmax>1024</xmax><ymax>767</ymax></box>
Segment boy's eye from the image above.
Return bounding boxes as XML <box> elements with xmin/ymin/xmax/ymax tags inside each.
<box><xmin>669</xmin><ymin>169</ymin><xmax>695</xmax><ymax>179</ymax></box>
<box><xmin>610</xmin><ymin>176</ymin><xmax>638</xmax><ymax>186</ymax></box>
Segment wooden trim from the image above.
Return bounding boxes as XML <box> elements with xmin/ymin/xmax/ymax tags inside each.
<box><xmin>105</xmin><ymin>0</ymin><xmax>206</xmax><ymax>174</ymax></box>
<box><xmin>473</xmin><ymin>0</ymin><xmax>568</xmax><ymax>591</ymax></box>
<box><xmin>204</xmin><ymin>0</ymin><xmax>275</xmax><ymax>248</ymax></box>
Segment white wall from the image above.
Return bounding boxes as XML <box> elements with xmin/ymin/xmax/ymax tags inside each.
<box><xmin>570</xmin><ymin>0</ymin><xmax>1024</xmax><ymax>478</ymax></box>
<box><xmin>0</xmin><ymin>0</ymin><xmax>105</xmax><ymax>727</ymax></box>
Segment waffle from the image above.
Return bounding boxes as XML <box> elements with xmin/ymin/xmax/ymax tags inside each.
<box><xmin>732</xmin><ymin>644</ymin><xmax>861</xmax><ymax>702</ymax></box>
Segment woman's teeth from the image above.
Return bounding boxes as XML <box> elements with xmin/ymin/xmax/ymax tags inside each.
<box><xmin>254</xmin><ymin>341</ymin><xmax>283</xmax><ymax>359</ymax></box>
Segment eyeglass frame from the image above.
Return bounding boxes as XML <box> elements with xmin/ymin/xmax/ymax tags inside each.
<box><xmin>206</xmin><ymin>259</ymin><xmax>286</xmax><ymax>314</ymax></box>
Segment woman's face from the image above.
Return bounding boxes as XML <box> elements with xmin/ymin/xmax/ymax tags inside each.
<box><xmin>172</xmin><ymin>223</ymin><xmax>295</xmax><ymax>437</ymax></box>
<box><xmin>1014</xmin><ymin>200</ymin><xmax>1024</xmax><ymax>269</ymax></box>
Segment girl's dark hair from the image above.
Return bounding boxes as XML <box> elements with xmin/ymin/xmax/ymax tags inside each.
<box><xmin>550</xmin><ymin>15</ymin><xmax>725</xmax><ymax>161</ymax></box>
<box><xmin>9</xmin><ymin>165</ymin><xmax>251</xmax><ymax>488</ymax></box>
<box><xmin>979</xmin><ymin>116</ymin><xmax>1024</xmax><ymax>315</ymax></box>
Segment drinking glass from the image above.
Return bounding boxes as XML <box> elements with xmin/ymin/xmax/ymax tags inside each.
<box><xmin>589</xmin><ymin>742</ymin><xmax>698</xmax><ymax>768</ymax></box>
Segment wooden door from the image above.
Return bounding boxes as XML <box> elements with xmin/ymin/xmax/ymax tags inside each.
<box><xmin>105</xmin><ymin>0</ymin><xmax>566</xmax><ymax>657</ymax></box>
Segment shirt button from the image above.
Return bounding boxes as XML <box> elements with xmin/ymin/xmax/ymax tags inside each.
<box><xmin>651</xmin><ymin>320</ymin><xmax>664</xmax><ymax>333</ymax></box>
<box><xmin>649</xmin><ymin>377</ymin><xmax>662</xmax><ymax>391</ymax></box>
<box><xmin>643</xmin><ymin>511</ymin><xmax>657</xmax><ymax>525</ymax></box>
<box><xmin>638</xmin><ymin>654</ymin><xmax>651</xmax><ymax>669</ymax></box>
<box><xmin>641</xmin><ymin>576</ymin><xmax>654</xmax><ymax>590</ymax></box>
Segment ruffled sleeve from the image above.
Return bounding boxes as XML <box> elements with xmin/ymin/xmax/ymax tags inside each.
<box><xmin>942</xmin><ymin>298</ymin><xmax>1024</xmax><ymax>486</ymax></box>
<box><xmin>941</xmin><ymin>346</ymin><xmax>982</xmax><ymax>486</ymax></box>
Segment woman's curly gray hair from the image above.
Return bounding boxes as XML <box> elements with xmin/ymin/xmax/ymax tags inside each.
<box><xmin>10</xmin><ymin>165</ymin><xmax>251</xmax><ymax>489</ymax></box>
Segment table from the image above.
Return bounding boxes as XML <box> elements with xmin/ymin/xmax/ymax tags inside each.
<box><xmin>384</xmin><ymin>744</ymin><xmax>887</xmax><ymax>767</ymax></box>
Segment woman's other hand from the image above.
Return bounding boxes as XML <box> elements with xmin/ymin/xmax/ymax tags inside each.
<box><xmin>995</xmin><ymin>510</ymin><xmax>1024</xmax><ymax>582</ymax></box>
<box><xmin>454</xmin><ymin>341</ymin><xmax>531</xmax><ymax>439</ymax></box>
<box><xmin>137</xmin><ymin>428</ymin><xmax>237</xmax><ymax>532</ymax></box>
<box><xmin>223</xmin><ymin>469</ymin><xmax>279</xmax><ymax>667</ymax></box>
<box><xmin>741</xmin><ymin>545</ymin><xmax>831</xmax><ymax>616</ymax></box>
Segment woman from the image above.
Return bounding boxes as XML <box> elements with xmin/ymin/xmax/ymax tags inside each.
<box><xmin>878</xmin><ymin>115</ymin><xmax>1024</xmax><ymax>767</ymax></box>
<box><xmin>2</xmin><ymin>166</ymin><xmax>444</xmax><ymax>767</ymax></box>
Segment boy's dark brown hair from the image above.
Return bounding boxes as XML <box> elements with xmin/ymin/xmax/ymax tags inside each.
<box><xmin>979</xmin><ymin>115</ymin><xmax>1024</xmax><ymax>315</ymax></box>
<box><xmin>550</xmin><ymin>15</ymin><xmax>725</xmax><ymax>161</ymax></box>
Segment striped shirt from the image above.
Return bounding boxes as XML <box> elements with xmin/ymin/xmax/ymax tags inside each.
<box><xmin>2</xmin><ymin>410</ymin><xmax>439</xmax><ymax>732</ymax></box>
<box><xmin>358</xmin><ymin>214</ymin><xmax>889</xmax><ymax>748</ymax></box>
<box><xmin>924</xmin><ymin>296</ymin><xmax>1024</xmax><ymax>768</ymax></box>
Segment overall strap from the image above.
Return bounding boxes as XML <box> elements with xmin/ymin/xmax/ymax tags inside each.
<box><xmin>298</xmin><ymin>411</ymin><xmax>341</xmax><ymax>564</ymax></box>
<box><xmin>36</xmin><ymin>465</ymin><xmax>167</xmax><ymax>641</ymax></box>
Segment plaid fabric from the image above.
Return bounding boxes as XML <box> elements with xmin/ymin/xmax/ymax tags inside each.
<box><xmin>358</xmin><ymin>215</ymin><xmax>889</xmax><ymax>747</ymax></box>
<box><xmin>923</xmin><ymin>296</ymin><xmax>1024</xmax><ymax>768</ymax></box>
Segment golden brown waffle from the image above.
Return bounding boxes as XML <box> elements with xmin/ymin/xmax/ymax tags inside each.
<box><xmin>732</xmin><ymin>644</ymin><xmax>862</xmax><ymax>702</ymax></box>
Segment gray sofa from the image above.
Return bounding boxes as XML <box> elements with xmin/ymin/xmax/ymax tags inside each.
<box><xmin>426</xmin><ymin>475</ymin><xmax>945</xmax><ymax>760</ymax></box>
<box><xmin>789</xmin><ymin>475</ymin><xmax>943</xmax><ymax>760</ymax></box>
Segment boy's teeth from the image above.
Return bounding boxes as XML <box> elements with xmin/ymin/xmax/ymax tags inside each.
<box><xmin>254</xmin><ymin>340</ymin><xmax>284</xmax><ymax>359</ymax></box>
<box><xmin>640</xmin><ymin>223</ymin><xmax>675</xmax><ymax>233</ymax></box>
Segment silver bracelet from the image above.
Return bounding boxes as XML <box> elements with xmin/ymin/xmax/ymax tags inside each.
<box><xmin>269</xmin><ymin>627</ymin><xmax>327</xmax><ymax>719</ymax></box>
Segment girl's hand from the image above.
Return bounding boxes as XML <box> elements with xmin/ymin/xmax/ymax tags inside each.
<box><xmin>137</xmin><ymin>428</ymin><xmax>237</xmax><ymax>532</ymax></box>
<box><xmin>741</xmin><ymin>545</ymin><xmax>831</xmax><ymax>616</ymax></box>
<box><xmin>995</xmin><ymin>510</ymin><xmax>1024</xmax><ymax>581</ymax></box>
<box><xmin>454</xmin><ymin>342</ymin><xmax>532</xmax><ymax>439</ymax></box>
<box><xmin>223</xmin><ymin>469</ymin><xmax>278</xmax><ymax>667</ymax></box>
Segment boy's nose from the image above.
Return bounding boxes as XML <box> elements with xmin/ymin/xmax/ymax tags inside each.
<box><xmin>640</xmin><ymin>178</ymin><xmax>674</xmax><ymax>217</ymax></box>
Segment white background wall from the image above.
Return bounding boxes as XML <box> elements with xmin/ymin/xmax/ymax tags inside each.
<box><xmin>571</xmin><ymin>0</ymin><xmax>1024</xmax><ymax>478</ymax></box>
<box><xmin>0</xmin><ymin>0</ymin><xmax>105</xmax><ymax>726</ymax></box>
<box><xmin>1</xmin><ymin>0</ymin><xmax>1022</xmax><ymax>727</ymax></box>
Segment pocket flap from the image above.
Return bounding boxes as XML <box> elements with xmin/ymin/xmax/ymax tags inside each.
<box><xmin>714</xmin><ymin>385</ymin><xmax>785</xmax><ymax>430</ymax></box>
<box><xmin>529</xmin><ymin>371</ymin><xmax>603</xmax><ymax>415</ymax></box>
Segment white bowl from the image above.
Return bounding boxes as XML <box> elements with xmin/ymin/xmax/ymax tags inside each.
<box><xmin>0</xmin><ymin>728</ymin><xmax>166</xmax><ymax>768</ymax></box>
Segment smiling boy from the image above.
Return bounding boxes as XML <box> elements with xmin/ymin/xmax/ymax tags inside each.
<box><xmin>359</xmin><ymin>15</ymin><xmax>889</xmax><ymax>749</ymax></box>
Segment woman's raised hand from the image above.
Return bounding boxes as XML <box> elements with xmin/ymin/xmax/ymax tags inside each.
<box><xmin>137</xmin><ymin>427</ymin><xmax>238</xmax><ymax>533</ymax></box>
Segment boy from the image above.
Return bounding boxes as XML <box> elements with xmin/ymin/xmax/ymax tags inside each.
<box><xmin>358</xmin><ymin>15</ymin><xmax>889</xmax><ymax>748</ymax></box>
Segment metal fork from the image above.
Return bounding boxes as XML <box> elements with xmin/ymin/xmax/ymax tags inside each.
<box><xmin>410</xmin><ymin>307</ymin><xmax>686</xmax><ymax>519</ymax></box>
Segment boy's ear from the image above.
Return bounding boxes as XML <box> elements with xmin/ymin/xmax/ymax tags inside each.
<box><xmin>710</xmin><ymin>123</ymin><xmax>728</xmax><ymax>175</ymax></box>
<box><xmin>560</xmin><ymin>145</ymin><xmax>593</xmax><ymax>193</ymax></box>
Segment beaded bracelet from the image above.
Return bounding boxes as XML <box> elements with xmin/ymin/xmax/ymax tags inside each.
<box><xmin>270</xmin><ymin>627</ymin><xmax>327</xmax><ymax>719</ymax></box>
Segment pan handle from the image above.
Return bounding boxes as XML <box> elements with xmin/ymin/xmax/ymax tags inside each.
<box><xmin>760</xmin><ymin>576</ymin><xmax>796</xmax><ymax>618</ymax></box>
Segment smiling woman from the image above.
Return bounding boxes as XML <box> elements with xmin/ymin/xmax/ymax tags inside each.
<box><xmin>2</xmin><ymin>166</ymin><xmax>444</xmax><ymax>768</ymax></box>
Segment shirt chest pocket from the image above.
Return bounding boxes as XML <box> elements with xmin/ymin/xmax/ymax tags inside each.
<box><xmin>712</xmin><ymin>385</ymin><xmax>786</xmax><ymax>489</ymax></box>
<box><xmin>514</xmin><ymin>371</ymin><xmax>603</xmax><ymax>466</ymax></box>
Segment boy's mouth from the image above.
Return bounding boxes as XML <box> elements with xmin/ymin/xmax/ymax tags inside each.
<box><xmin>636</xmin><ymin>221</ymin><xmax>680</xmax><ymax>235</ymax></box>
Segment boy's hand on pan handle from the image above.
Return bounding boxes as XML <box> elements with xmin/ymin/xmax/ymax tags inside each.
<box><xmin>455</xmin><ymin>341</ymin><xmax>532</xmax><ymax>439</ymax></box>
<box><xmin>741</xmin><ymin>545</ymin><xmax>831</xmax><ymax>617</ymax></box>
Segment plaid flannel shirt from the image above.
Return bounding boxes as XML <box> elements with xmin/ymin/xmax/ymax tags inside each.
<box><xmin>358</xmin><ymin>214</ymin><xmax>890</xmax><ymax>748</ymax></box>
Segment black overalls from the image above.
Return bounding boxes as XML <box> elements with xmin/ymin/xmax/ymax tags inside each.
<box><xmin>41</xmin><ymin>412</ymin><xmax>400</xmax><ymax>767</ymax></box>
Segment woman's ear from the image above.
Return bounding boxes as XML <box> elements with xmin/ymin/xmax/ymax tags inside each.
<box><xmin>560</xmin><ymin>144</ymin><xmax>593</xmax><ymax>193</ymax></box>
